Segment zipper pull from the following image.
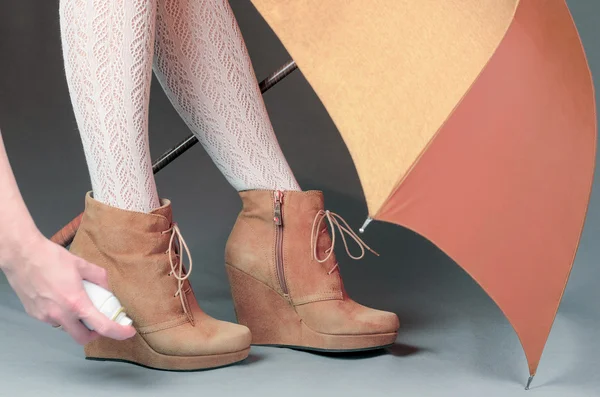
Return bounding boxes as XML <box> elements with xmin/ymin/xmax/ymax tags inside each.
<box><xmin>273</xmin><ymin>190</ymin><xmax>283</xmax><ymax>226</ymax></box>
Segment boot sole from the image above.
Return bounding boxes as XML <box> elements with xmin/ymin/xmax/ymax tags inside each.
<box><xmin>85</xmin><ymin>333</ymin><xmax>250</xmax><ymax>371</ymax></box>
<box><xmin>252</xmin><ymin>342</ymin><xmax>395</xmax><ymax>353</ymax></box>
<box><xmin>226</xmin><ymin>264</ymin><xmax>398</xmax><ymax>351</ymax></box>
<box><xmin>85</xmin><ymin>351</ymin><xmax>248</xmax><ymax>372</ymax></box>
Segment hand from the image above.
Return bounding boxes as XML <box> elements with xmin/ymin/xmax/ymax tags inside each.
<box><xmin>2</xmin><ymin>232</ymin><xmax>136</xmax><ymax>344</ymax></box>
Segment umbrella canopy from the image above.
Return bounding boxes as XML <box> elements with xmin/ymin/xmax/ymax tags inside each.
<box><xmin>251</xmin><ymin>0</ymin><xmax>597</xmax><ymax>380</ymax></box>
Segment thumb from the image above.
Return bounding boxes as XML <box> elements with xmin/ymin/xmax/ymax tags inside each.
<box><xmin>76</xmin><ymin>257</ymin><xmax>110</xmax><ymax>290</ymax></box>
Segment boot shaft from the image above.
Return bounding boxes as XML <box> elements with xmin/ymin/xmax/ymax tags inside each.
<box><xmin>70</xmin><ymin>193</ymin><xmax>193</xmax><ymax>328</ymax></box>
<box><xmin>226</xmin><ymin>190</ymin><xmax>343</xmax><ymax>305</ymax></box>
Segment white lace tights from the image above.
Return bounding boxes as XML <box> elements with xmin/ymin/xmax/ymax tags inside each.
<box><xmin>59</xmin><ymin>0</ymin><xmax>300</xmax><ymax>213</ymax></box>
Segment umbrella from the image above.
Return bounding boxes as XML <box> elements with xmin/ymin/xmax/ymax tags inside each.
<box><xmin>249</xmin><ymin>0</ymin><xmax>596</xmax><ymax>389</ymax></box>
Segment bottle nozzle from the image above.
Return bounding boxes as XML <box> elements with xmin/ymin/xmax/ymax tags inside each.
<box><xmin>114</xmin><ymin>309</ymin><xmax>133</xmax><ymax>327</ymax></box>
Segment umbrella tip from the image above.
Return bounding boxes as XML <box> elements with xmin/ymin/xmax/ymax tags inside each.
<box><xmin>359</xmin><ymin>217</ymin><xmax>373</xmax><ymax>234</ymax></box>
<box><xmin>525</xmin><ymin>375</ymin><xmax>534</xmax><ymax>390</ymax></box>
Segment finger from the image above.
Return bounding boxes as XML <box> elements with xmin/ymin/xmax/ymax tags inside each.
<box><xmin>76</xmin><ymin>259</ymin><xmax>109</xmax><ymax>290</ymax></box>
<box><xmin>76</xmin><ymin>299</ymin><xmax>136</xmax><ymax>341</ymax></box>
<box><xmin>59</xmin><ymin>316</ymin><xmax>99</xmax><ymax>345</ymax></box>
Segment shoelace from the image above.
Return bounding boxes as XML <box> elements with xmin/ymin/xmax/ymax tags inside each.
<box><xmin>310</xmin><ymin>210</ymin><xmax>378</xmax><ymax>274</ymax></box>
<box><xmin>162</xmin><ymin>223</ymin><xmax>193</xmax><ymax>315</ymax></box>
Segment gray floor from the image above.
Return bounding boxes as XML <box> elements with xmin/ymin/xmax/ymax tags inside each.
<box><xmin>1</xmin><ymin>1</ymin><xmax>600</xmax><ymax>396</ymax></box>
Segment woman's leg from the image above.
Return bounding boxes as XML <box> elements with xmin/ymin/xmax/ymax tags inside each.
<box><xmin>58</xmin><ymin>0</ymin><xmax>251</xmax><ymax>370</ymax></box>
<box><xmin>60</xmin><ymin>0</ymin><xmax>160</xmax><ymax>213</ymax></box>
<box><xmin>153</xmin><ymin>0</ymin><xmax>300</xmax><ymax>191</ymax></box>
<box><xmin>153</xmin><ymin>0</ymin><xmax>399</xmax><ymax>353</ymax></box>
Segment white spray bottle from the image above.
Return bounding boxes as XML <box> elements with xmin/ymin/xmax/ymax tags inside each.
<box><xmin>82</xmin><ymin>280</ymin><xmax>133</xmax><ymax>329</ymax></box>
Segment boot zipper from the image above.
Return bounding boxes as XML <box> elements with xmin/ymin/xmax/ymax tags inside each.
<box><xmin>273</xmin><ymin>190</ymin><xmax>289</xmax><ymax>296</ymax></box>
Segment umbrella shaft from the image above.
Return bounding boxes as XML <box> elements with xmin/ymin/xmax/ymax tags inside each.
<box><xmin>152</xmin><ymin>134</ymin><xmax>198</xmax><ymax>174</ymax></box>
<box><xmin>259</xmin><ymin>59</ymin><xmax>298</xmax><ymax>92</ymax></box>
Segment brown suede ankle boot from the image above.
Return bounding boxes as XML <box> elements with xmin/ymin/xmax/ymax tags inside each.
<box><xmin>70</xmin><ymin>193</ymin><xmax>251</xmax><ymax>370</ymax></box>
<box><xmin>225</xmin><ymin>190</ymin><xmax>399</xmax><ymax>352</ymax></box>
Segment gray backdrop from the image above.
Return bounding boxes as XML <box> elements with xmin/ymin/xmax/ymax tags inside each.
<box><xmin>0</xmin><ymin>1</ymin><xmax>599</xmax><ymax>396</ymax></box>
